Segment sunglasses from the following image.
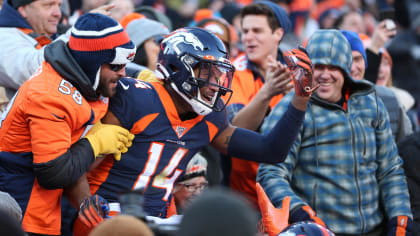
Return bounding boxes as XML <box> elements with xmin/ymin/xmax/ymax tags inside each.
<box><xmin>109</xmin><ymin>64</ymin><xmax>126</xmax><ymax>72</ymax></box>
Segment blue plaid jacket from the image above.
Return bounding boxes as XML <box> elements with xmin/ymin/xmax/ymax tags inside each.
<box><xmin>257</xmin><ymin>82</ymin><xmax>412</xmax><ymax>234</ymax></box>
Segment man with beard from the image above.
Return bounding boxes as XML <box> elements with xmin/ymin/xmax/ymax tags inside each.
<box><xmin>0</xmin><ymin>13</ymin><xmax>135</xmax><ymax>235</ymax></box>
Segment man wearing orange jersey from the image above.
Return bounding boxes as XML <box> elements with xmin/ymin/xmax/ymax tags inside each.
<box><xmin>0</xmin><ymin>13</ymin><xmax>135</xmax><ymax>235</ymax></box>
<box><xmin>226</xmin><ymin>1</ymin><xmax>293</xmax><ymax>209</ymax></box>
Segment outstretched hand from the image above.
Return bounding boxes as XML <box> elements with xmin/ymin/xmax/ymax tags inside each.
<box><xmin>89</xmin><ymin>4</ymin><xmax>115</xmax><ymax>16</ymax></box>
<box><xmin>284</xmin><ymin>46</ymin><xmax>318</xmax><ymax>97</ymax></box>
<box><xmin>369</xmin><ymin>20</ymin><xmax>397</xmax><ymax>54</ymax></box>
<box><xmin>262</xmin><ymin>55</ymin><xmax>293</xmax><ymax>99</ymax></box>
<box><xmin>256</xmin><ymin>183</ymin><xmax>290</xmax><ymax>236</ymax></box>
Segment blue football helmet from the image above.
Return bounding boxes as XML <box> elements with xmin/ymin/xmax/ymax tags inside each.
<box><xmin>156</xmin><ymin>27</ymin><xmax>234</xmax><ymax>116</ymax></box>
<box><xmin>278</xmin><ymin>221</ymin><xmax>335</xmax><ymax>236</ymax></box>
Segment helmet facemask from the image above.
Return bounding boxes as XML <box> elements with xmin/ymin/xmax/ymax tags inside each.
<box><xmin>166</xmin><ymin>53</ymin><xmax>234</xmax><ymax>116</ymax></box>
<box><xmin>186</xmin><ymin>54</ymin><xmax>233</xmax><ymax>109</ymax></box>
<box><xmin>156</xmin><ymin>27</ymin><xmax>235</xmax><ymax>116</ymax></box>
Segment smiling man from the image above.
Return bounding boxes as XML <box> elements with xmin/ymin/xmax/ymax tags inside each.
<box><xmin>258</xmin><ymin>29</ymin><xmax>413</xmax><ymax>235</ymax></box>
<box><xmin>0</xmin><ymin>0</ymin><xmax>62</xmax><ymax>100</ymax></box>
<box><xmin>226</xmin><ymin>1</ymin><xmax>294</xmax><ymax>209</ymax></box>
<box><xmin>0</xmin><ymin>13</ymin><xmax>136</xmax><ymax>235</ymax></box>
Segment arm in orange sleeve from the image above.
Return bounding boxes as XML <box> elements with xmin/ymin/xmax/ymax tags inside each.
<box><xmin>28</xmin><ymin>95</ymin><xmax>96</xmax><ymax>190</ymax></box>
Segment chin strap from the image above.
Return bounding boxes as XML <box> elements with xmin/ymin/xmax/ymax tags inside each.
<box><xmin>170</xmin><ymin>82</ymin><xmax>212</xmax><ymax>116</ymax></box>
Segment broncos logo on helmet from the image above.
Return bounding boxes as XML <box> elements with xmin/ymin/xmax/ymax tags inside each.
<box><xmin>162</xmin><ymin>30</ymin><xmax>204</xmax><ymax>55</ymax></box>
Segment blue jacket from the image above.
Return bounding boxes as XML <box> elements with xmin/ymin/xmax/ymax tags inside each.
<box><xmin>257</xmin><ymin>80</ymin><xmax>412</xmax><ymax>234</ymax></box>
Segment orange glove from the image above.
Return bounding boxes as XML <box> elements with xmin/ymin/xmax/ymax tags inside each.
<box><xmin>284</xmin><ymin>46</ymin><xmax>318</xmax><ymax>97</ymax></box>
<box><xmin>78</xmin><ymin>194</ymin><xmax>109</xmax><ymax>228</ymax></box>
<box><xmin>256</xmin><ymin>183</ymin><xmax>290</xmax><ymax>236</ymax></box>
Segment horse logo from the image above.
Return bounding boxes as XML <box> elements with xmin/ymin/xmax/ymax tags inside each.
<box><xmin>162</xmin><ymin>31</ymin><xmax>204</xmax><ymax>55</ymax></box>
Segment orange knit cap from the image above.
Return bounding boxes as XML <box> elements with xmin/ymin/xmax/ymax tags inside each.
<box><xmin>194</xmin><ymin>9</ymin><xmax>215</xmax><ymax>23</ymax></box>
<box><xmin>120</xmin><ymin>13</ymin><xmax>146</xmax><ymax>29</ymax></box>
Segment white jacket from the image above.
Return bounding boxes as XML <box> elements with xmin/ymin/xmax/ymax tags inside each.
<box><xmin>0</xmin><ymin>27</ymin><xmax>45</xmax><ymax>98</ymax></box>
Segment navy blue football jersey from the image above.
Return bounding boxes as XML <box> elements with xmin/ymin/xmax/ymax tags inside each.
<box><xmin>88</xmin><ymin>77</ymin><xmax>228</xmax><ymax>217</ymax></box>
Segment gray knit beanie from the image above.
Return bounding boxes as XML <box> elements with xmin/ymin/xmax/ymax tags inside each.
<box><xmin>126</xmin><ymin>17</ymin><xmax>169</xmax><ymax>47</ymax></box>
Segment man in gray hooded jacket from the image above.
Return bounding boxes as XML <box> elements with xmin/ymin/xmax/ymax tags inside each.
<box><xmin>258</xmin><ymin>29</ymin><xmax>412</xmax><ymax>235</ymax></box>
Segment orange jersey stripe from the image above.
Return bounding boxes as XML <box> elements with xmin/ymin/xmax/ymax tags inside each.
<box><xmin>152</xmin><ymin>82</ymin><xmax>204</xmax><ymax>138</ymax></box>
<box><xmin>88</xmin><ymin>156</ymin><xmax>115</xmax><ymax>195</ymax></box>
<box><xmin>131</xmin><ymin>113</ymin><xmax>159</xmax><ymax>134</ymax></box>
<box><xmin>68</xmin><ymin>31</ymin><xmax>130</xmax><ymax>51</ymax></box>
<box><xmin>205</xmin><ymin>120</ymin><xmax>219</xmax><ymax>142</ymax></box>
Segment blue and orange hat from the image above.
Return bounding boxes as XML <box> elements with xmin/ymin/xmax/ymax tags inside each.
<box><xmin>68</xmin><ymin>13</ymin><xmax>136</xmax><ymax>90</ymax></box>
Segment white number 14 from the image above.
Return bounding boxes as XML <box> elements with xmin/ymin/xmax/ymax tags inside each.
<box><xmin>132</xmin><ymin>142</ymin><xmax>188</xmax><ymax>201</ymax></box>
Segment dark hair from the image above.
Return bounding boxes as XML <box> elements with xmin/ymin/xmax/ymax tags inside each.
<box><xmin>333</xmin><ymin>10</ymin><xmax>354</xmax><ymax>30</ymax></box>
<box><xmin>133</xmin><ymin>43</ymin><xmax>148</xmax><ymax>67</ymax></box>
<box><xmin>240</xmin><ymin>3</ymin><xmax>281</xmax><ymax>32</ymax></box>
<box><xmin>8</xmin><ymin>0</ymin><xmax>34</xmax><ymax>9</ymax></box>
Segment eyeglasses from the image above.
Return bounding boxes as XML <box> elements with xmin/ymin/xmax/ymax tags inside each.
<box><xmin>181</xmin><ymin>182</ymin><xmax>208</xmax><ymax>193</ymax></box>
<box><xmin>109</xmin><ymin>64</ymin><xmax>126</xmax><ymax>72</ymax></box>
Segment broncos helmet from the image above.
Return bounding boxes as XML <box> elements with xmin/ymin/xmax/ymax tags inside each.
<box><xmin>156</xmin><ymin>27</ymin><xmax>235</xmax><ymax>116</ymax></box>
<box><xmin>278</xmin><ymin>221</ymin><xmax>335</xmax><ymax>236</ymax></box>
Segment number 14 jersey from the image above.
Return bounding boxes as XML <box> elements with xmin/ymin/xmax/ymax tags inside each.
<box><xmin>88</xmin><ymin>77</ymin><xmax>227</xmax><ymax>217</ymax></box>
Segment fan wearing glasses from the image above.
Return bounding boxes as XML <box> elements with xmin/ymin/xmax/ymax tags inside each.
<box><xmin>170</xmin><ymin>153</ymin><xmax>209</xmax><ymax>215</ymax></box>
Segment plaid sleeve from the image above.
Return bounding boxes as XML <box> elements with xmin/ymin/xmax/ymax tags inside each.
<box><xmin>257</xmin><ymin>93</ymin><xmax>308</xmax><ymax>211</ymax></box>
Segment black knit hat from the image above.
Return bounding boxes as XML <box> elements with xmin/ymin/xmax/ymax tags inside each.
<box><xmin>176</xmin><ymin>188</ymin><xmax>258</xmax><ymax>236</ymax></box>
<box><xmin>8</xmin><ymin>0</ymin><xmax>35</xmax><ymax>9</ymax></box>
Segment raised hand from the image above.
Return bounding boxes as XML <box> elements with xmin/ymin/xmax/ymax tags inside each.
<box><xmin>261</xmin><ymin>55</ymin><xmax>294</xmax><ymax>99</ymax></box>
<box><xmin>89</xmin><ymin>4</ymin><xmax>115</xmax><ymax>16</ymax></box>
<box><xmin>369</xmin><ymin>20</ymin><xmax>397</xmax><ymax>54</ymax></box>
<box><xmin>284</xmin><ymin>46</ymin><xmax>318</xmax><ymax>97</ymax></box>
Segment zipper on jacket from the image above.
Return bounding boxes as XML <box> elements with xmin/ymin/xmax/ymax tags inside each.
<box><xmin>357</xmin><ymin>119</ymin><xmax>367</xmax><ymax>156</ymax></box>
<box><xmin>312</xmin><ymin>183</ymin><xmax>318</xmax><ymax>211</ymax></box>
<box><xmin>348</xmin><ymin>116</ymin><xmax>366</xmax><ymax>234</ymax></box>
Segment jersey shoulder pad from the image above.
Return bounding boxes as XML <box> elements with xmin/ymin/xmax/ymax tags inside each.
<box><xmin>205</xmin><ymin>108</ymin><xmax>229</xmax><ymax>132</ymax></box>
<box><xmin>110</xmin><ymin>77</ymin><xmax>160</xmax><ymax>129</ymax></box>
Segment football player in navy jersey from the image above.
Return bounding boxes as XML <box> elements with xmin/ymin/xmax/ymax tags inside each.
<box><xmin>78</xmin><ymin>27</ymin><xmax>315</xmax><ymax>229</ymax></box>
